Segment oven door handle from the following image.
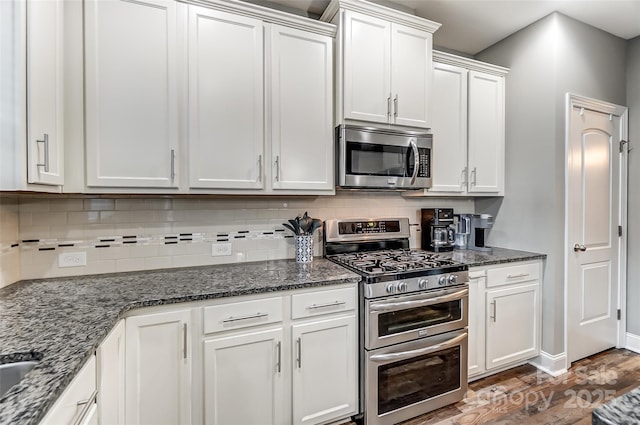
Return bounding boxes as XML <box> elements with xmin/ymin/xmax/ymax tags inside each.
<box><xmin>369</xmin><ymin>288</ymin><xmax>468</xmax><ymax>312</ymax></box>
<box><xmin>369</xmin><ymin>332</ymin><xmax>467</xmax><ymax>363</ymax></box>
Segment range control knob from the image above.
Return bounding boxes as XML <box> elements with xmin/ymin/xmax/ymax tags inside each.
<box><xmin>448</xmin><ymin>274</ymin><xmax>458</xmax><ymax>285</ymax></box>
<box><xmin>386</xmin><ymin>283</ymin><xmax>397</xmax><ymax>294</ymax></box>
<box><xmin>397</xmin><ymin>282</ymin><xmax>408</xmax><ymax>293</ymax></box>
<box><xmin>418</xmin><ymin>278</ymin><xmax>428</xmax><ymax>290</ymax></box>
<box><xmin>438</xmin><ymin>276</ymin><xmax>447</xmax><ymax>286</ymax></box>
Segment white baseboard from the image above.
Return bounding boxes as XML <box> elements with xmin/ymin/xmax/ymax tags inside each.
<box><xmin>529</xmin><ymin>351</ymin><xmax>568</xmax><ymax>377</ymax></box>
<box><xmin>625</xmin><ymin>332</ymin><xmax>640</xmax><ymax>354</ymax></box>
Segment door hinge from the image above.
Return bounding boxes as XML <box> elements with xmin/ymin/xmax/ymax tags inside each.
<box><xmin>617</xmin><ymin>309</ymin><xmax>621</xmax><ymax>320</ymax></box>
<box><xmin>619</xmin><ymin>226</ymin><xmax>623</xmax><ymax>237</ymax></box>
<box><xmin>620</xmin><ymin>140</ymin><xmax>628</xmax><ymax>153</ymax></box>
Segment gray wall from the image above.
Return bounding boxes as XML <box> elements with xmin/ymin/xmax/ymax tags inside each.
<box><xmin>626</xmin><ymin>36</ymin><xmax>640</xmax><ymax>335</ymax></box>
<box><xmin>474</xmin><ymin>12</ymin><xmax>627</xmax><ymax>356</ymax></box>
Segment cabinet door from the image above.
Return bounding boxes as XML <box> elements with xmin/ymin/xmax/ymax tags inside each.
<box><xmin>125</xmin><ymin>310</ymin><xmax>191</xmax><ymax>425</ymax></box>
<box><xmin>269</xmin><ymin>25</ymin><xmax>333</xmax><ymax>191</ymax></box>
<box><xmin>203</xmin><ymin>328</ymin><xmax>285</xmax><ymax>425</ymax></box>
<box><xmin>467</xmin><ymin>71</ymin><xmax>504</xmax><ymax>193</ymax></box>
<box><xmin>486</xmin><ymin>283</ymin><xmax>539</xmax><ymax>370</ymax></box>
<box><xmin>390</xmin><ymin>23</ymin><xmax>431</xmax><ymax>128</ymax></box>
<box><xmin>291</xmin><ymin>315</ymin><xmax>357</xmax><ymax>425</ymax></box>
<box><xmin>97</xmin><ymin>320</ymin><xmax>125</xmax><ymax>425</ymax></box>
<box><xmin>85</xmin><ymin>0</ymin><xmax>179</xmax><ymax>188</ymax></box>
<box><xmin>26</xmin><ymin>0</ymin><xmax>64</xmax><ymax>186</ymax></box>
<box><xmin>343</xmin><ymin>11</ymin><xmax>391</xmax><ymax>124</ymax></box>
<box><xmin>429</xmin><ymin>62</ymin><xmax>468</xmax><ymax>193</ymax></box>
<box><xmin>188</xmin><ymin>6</ymin><xmax>263</xmax><ymax>189</ymax></box>
<box><xmin>467</xmin><ymin>275</ymin><xmax>486</xmax><ymax>378</ymax></box>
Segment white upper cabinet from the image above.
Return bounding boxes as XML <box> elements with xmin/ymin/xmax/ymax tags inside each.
<box><xmin>187</xmin><ymin>6</ymin><xmax>264</xmax><ymax>190</ymax></box>
<box><xmin>467</xmin><ymin>70</ymin><xmax>505</xmax><ymax>194</ymax></box>
<box><xmin>323</xmin><ymin>0</ymin><xmax>440</xmax><ymax>130</ymax></box>
<box><xmin>269</xmin><ymin>25</ymin><xmax>333</xmax><ymax>191</ymax></box>
<box><xmin>27</xmin><ymin>0</ymin><xmax>64</xmax><ymax>186</ymax></box>
<box><xmin>85</xmin><ymin>0</ymin><xmax>179</xmax><ymax>188</ymax></box>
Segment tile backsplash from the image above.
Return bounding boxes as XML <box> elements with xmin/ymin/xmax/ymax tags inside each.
<box><xmin>1</xmin><ymin>193</ymin><xmax>474</xmax><ymax>283</ymax></box>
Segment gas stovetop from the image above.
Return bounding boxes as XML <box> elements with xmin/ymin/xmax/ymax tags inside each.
<box><xmin>329</xmin><ymin>249</ymin><xmax>461</xmax><ymax>275</ymax></box>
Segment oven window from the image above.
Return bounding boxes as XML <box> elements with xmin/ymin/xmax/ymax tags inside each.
<box><xmin>378</xmin><ymin>346</ymin><xmax>461</xmax><ymax>415</ymax></box>
<box><xmin>378</xmin><ymin>300</ymin><xmax>462</xmax><ymax>337</ymax></box>
<box><xmin>346</xmin><ymin>142</ymin><xmax>413</xmax><ymax>177</ymax></box>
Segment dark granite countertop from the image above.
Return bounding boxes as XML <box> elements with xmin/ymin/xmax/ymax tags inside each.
<box><xmin>592</xmin><ymin>387</ymin><xmax>640</xmax><ymax>425</ymax></box>
<box><xmin>439</xmin><ymin>246</ymin><xmax>546</xmax><ymax>267</ymax></box>
<box><xmin>0</xmin><ymin>258</ymin><xmax>360</xmax><ymax>425</ymax></box>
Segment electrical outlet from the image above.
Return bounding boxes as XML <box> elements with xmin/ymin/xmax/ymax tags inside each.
<box><xmin>211</xmin><ymin>242</ymin><xmax>232</xmax><ymax>257</ymax></box>
<box><xmin>58</xmin><ymin>252</ymin><xmax>87</xmax><ymax>268</ymax></box>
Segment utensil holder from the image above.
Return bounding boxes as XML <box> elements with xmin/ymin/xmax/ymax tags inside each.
<box><xmin>295</xmin><ymin>235</ymin><xmax>314</xmax><ymax>263</ymax></box>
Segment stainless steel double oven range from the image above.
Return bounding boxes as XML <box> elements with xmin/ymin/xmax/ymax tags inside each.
<box><xmin>324</xmin><ymin>218</ymin><xmax>469</xmax><ymax>425</ymax></box>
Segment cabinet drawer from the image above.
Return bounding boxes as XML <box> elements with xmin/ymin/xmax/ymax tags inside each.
<box><xmin>40</xmin><ymin>355</ymin><xmax>96</xmax><ymax>425</ymax></box>
<box><xmin>486</xmin><ymin>262</ymin><xmax>540</xmax><ymax>288</ymax></box>
<box><xmin>291</xmin><ymin>287</ymin><xmax>356</xmax><ymax>319</ymax></box>
<box><xmin>203</xmin><ymin>297</ymin><xmax>283</xmax><ymax>334</ymax></box>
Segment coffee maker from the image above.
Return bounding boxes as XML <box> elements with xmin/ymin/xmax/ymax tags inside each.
<box><xmin>421</xmin><ymin>208</ymin><xmax>455</xmax><ymax>252</ymax></box>
<box><xmin>467</xmin><ymin>213</ymin><xmax>494</xmax><ymax>253</ymax></box>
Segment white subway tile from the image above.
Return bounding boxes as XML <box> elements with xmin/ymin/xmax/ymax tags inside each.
<box><xmin>0</xmin><ymin>250</ymin><xmax>20</xmax><ymax>288</ymax></box>
<box><xmin>99</xmin><ymin>211</ymin><xmax>132</xmax><ymax>224</ymax></box>
<box><xmin>20</xmin><ymin>199</ymin><xmax>50</xmax><ymax>212</ymax></box>
<box><xmin>144</xmin><ymin>256</ymin><xmax>172</xmax><ymax>270</ymax></box>
<box><xmin>31</xmin><ymin>211</ymin><xmax>67</xmax><ymax>226</ymax></box>
<box><xmin>83</xmin><ymin>199</ymin><xmax>115</xmax><ymax>211</ymax></box>
<box><xmin>68</xmin><ymin>211</ymin><xmax>100</xmax><ymax>225</ymax></box>
<box><xmin>115</xmin><ymin>258</ymin><xmax>146</xmax><ymax>273</ymax></box>
<box><xmin>83</xmin><ymin>224</ymin><xmax>116</xmax><ymax>238</ymax></box>
<box><xmin>49</xmin><ymin>199</ymin><xmax>83</xmax><ymax>212</ymax></box>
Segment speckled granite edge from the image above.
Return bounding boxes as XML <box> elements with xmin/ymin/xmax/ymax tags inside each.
<box><xmin>431</xmin><ymin>246</ymin><xmax>547</xmax><ymax>267</ymax></box>
<box><xmin>0</xmin><ymin>259</ymin><xmax>360</xmax><ymax>425</ymax></box>
<box><xmin>592</xmin><ymin>387</ymin><xmax>640</xmax><ymax>425</ymax></box>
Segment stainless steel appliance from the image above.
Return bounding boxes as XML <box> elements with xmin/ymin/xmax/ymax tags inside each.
<box><xmin>421</xmin><ymin>208</ymin><xmax>455</xmax><ymax>252</ymax></box>
<box><xmin>467</xmin><ymin>213</ymin><xmax>494</xmax><ymax>253</ymax></box>
<box><xmin>335</xmin><ymin>125</ymin><xmax>432</xmax><ymax>190</ymax></box>
<box><xmin>453</xmin><ymin>214</ymin><xmax>471</xmax><ymax>249</ymax></box>
<box><xmin>324</xmin><ymin>218</ymin><xmax>469</xmax><ymax>425</ymax></box>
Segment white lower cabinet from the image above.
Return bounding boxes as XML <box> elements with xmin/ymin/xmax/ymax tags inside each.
<box><xmin>97</xmin><ymin>319</ymin><xmax>125</xmax><ymax>425</ymax></box>
<box><xmin>468</xmin><ymin>260</ymin><xmax>542</xmax><ymax>380</ymax></box>
<box><xmin>203</xmin><ymin>327</ymin><xmax>285</xmax><ymax>425</ymax></box>
<box><xmin>39</xmin><ymin>356</ymin><xmax>97</xmax><ymax>425</ymax></box>
<box><xmin>291</xmin><ymin>315</ymin><xmax>357</xmax><ymax>425</ymax></box>
<box><xmin>125</xmin><ymin>309</ymin><xmax>192</xmax><ymax>425</ymax></box>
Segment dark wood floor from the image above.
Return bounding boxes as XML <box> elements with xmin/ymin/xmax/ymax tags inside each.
<box><xmin>352</xmin><ymin>348</ymin><xmax>640</xmax><ymax>425</ymax></box>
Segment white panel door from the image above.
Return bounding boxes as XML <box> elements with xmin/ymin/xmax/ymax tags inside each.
<box><xmin>125</xmin><ymin>310</ymin><xmax>191</xmax><ymax>425</ymax></box>
<box><xmin>429</xmin><ymin>62</ymin><xmax>468</xmax><ymax>193</ymax></box>
<box><xmin>203</xmin><ymin>328</ymin><xmax>285</xmax><ymax>425</ymax></box>
<box><xmin>343</xmin><ymin>10</ymin><xmax>390</xmax><ymax>124</ymax></box>
<box><xmin>269</xmin><ymin>25</ymin><xmax>333</xmax><ymax>191</ymax></box>
<box><xmin>390</xmin><ymin>23</ymin><xmax>431</xmax><ymax>128</ymax></box>
<box><xmin>467</xmin><ymin>274</ymin><xmax>486</xmax><ymax>378</ymax></box>
<box><xmin>467</xmin><ymin>71</ymin><xmax>504</xmax><ymax>193</ymax></box>
<box><xmin>97</xmin><ymin>320</ymin><xmax>125</xmax><ymax>425</ymax></box>
<box><xmin>485</xmin><ymin>283</ymin><xmax>539</xmax><ymax>370</ymax></box>
<box><xmin>26</xmin><ymin>0</ymin><xmax>64</xmax><ymax>186</ymax></box>
<box><xmin>188</xmin><ymin>6</ymin><xmax>264</xmax><ymax>189</ymax></box>
<box><xmin>291</xmin><ymin>315</ymin><xmax>357</xmax><ymax>425</ymax></box>
<box><xmin>567</xmin><ymin>104</ymin><xmax>621</xmax><ymax>363</ymax></box>
<box><xmin>85</xmin><ymin>0</ymin><xmax>178</xmax><ymax>188</ymax></box>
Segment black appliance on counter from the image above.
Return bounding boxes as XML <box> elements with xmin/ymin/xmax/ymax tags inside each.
<box><xmin>421</xmin><ymin>208</ymin><xmax>455</xmax><ymax>252</ymax></box>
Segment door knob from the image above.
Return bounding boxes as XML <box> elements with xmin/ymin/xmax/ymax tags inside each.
<box><xmin>573</xmin><ymin>243</ymin><xmax>587</xmax><ymax>252</ymax></box>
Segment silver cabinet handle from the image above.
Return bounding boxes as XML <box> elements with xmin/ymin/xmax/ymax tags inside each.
<box><xmin>274</xmin><ymin>156</ymin><xmax>280</xmax><ymax>182</ymax></box>
<box><xmin>296</xmin><ymin>337</ymin><xmax>302</xmax><ymax>368</ymax></box>
<box><xmin>471</xmin><ymin>167</ymin><xmax>477</xmax><ymax>186</ymax></box>
<box><xmin>490</xmin><ymin>300</ymin><xmax>497</xmax><ymax>322</ymax></box>
<box><xmin>393</xmin><ymin>94</ymin><xmax>398</xmax><ymax>119</ymax></box>
<box><xmin>573</xmin><ymin>244</ymin><xmax>587</xmax><ymax>252</ymax></box>
<box><xmin>183</xmin><ymin>323</ymin><xmax>187</xmax><ymax>359</ymax></box>
<box><xmin>276</xmin><ymin>341</ymin><xmax>281</xmax><ymax>373</ymax></box>
<box><xmin>409</xmin><ymin>138</ymin><xmax>419</xmax><ymax>185</ymax></box>
<box><xmin>307</xmin><ymin>301</ymin><xmax>346</xmax><ymax>310</ymax></box>
<box><xmin>370</xmin><ymin>332</ymin><xmax>467</xmax><ymax>363</ymax></box>
<box><xmin>72</xmin><ymin>390</ymin><xmax>97</xmax><ymax>425</ymax></box>
<box><xmin>36</xmin><ymin>134</ymin><xmax>50</xmax><ymax>172</ymax></box>
<box><xmin>507</xmin><ymin>273</ymin><xmax>530</xmax><ymax>279</ymax></box>
<box><xmin>257</xmin><ymin>155</ymin><xmax>262</xmax><ymax>182</ymax></box>
<box><xmin>170</xmin><ymin>149</ymin><xmax>176</xmax><ymax>183</ymax></box>
<box><xmin>387</xmin><ymin>94</ymin><xmax>392</xmax><ymax>121</ymax></box>
<box><xmin>222</xmin><ymin>312</ymin><xmax>268</xmax><ymax>323</ymax></box>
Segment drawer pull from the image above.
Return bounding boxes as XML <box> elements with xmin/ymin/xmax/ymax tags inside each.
<box><xmin>222</xmin><ymin>312</ymin><xmax>268</xmax><ymax>323</ymax></box>
<box><xmin>72</xmin><ymin>390</ymin><xmax>97</xmax><ymax>425</ymax></box>
<box><xmin>507</xmin><ymin>273</ymin><xmax>530</xmax><ymax>279</ymax></box>
<box><xmin>307</xmin><ymin>301</ymin><xmax>346</xmax><ymax>310</ymax></box>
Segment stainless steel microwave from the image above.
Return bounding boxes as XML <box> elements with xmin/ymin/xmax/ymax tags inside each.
<box><xmin>336</xmin><ymin>125</ymin><xmax>432</xmax><ymax>190</ymax></box>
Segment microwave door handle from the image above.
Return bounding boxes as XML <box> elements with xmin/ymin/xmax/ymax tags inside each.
<box><xmin>369</xmin><ymin>332</ymin><xmax>467</xmax><ymax>363</ymax></box>
<box><xmin>409</xmin><ymin>138</ymin><xmax>419</xmax><ymax>185</ymax></box>
<box><xmin>369</xmin><ymin>288</ymin><xmax>469</xmax><ymax>312</ymax></box>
